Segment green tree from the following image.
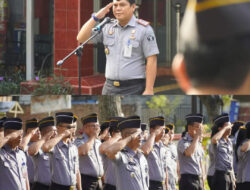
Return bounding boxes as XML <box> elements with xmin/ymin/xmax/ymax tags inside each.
<box><xmin>146</xmin><ymin>95</ymin><xmax>183</xmax><ymax>121</ymax></box>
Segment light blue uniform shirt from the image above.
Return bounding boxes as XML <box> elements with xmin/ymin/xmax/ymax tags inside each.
<box><xmin>147</xmin><ymin>142</ymin><xmax>168</xmax><ymax>182</ymax></box>
<box><xmin>177</xmin><ymin>133</ymin><xmax>204</xmax><ymax>175</ymax></box>
<box><xmin>102</xmin><ymin>154</ymin><xmax>116</xmax><ymax>185</ymax></box>
<box><xmin>50</xmin><ymin>140</ymin><xmax>79</xmax><ymax>186</ymax></box>
<box><xmin>237</xmin><ymin>139</ymin><xmax>250</xmax><ymax>183</ymax></box>
<box><xmin>213</xmin><ymin>138</ymin><xmax>233</xmax><ymax>172</ymax></box>
<box><xmin>207</xmin><ymin>143</ymin><xmax>215</xmax><ymax>176</ymax></box>
<box><xmin>75</xmin><ymin>133</ymin><xmax>104</xmax><ymax>177</ymax></box>
<box><xmin>113</xmin><ymin>146</ymin><xmax>149</xmax><ymax>190</ymax></box>
<box><xmin>92</xmin><ymin>15</ymin><xmax>159</xmax><ymax>80</ymax></box>
<box><xmin>166</xmin><ymin>142</ymin><xmax>178</xmax><ymax>190</ymax></box>
<box><xmin>0</xmin><ymin>144</ymin><xmax>28</xmax><ymax>190</ymax></box>
<box><xmin>32</xmin><ymin>149</ymin><xmax>51</xmax><ymax>185</ymax></box>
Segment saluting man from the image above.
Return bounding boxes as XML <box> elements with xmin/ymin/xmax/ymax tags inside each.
<box><xmin>28</xmin><ymin>116</ymin><xmax>57</xmax><ymax>190</ymax></box>
<box><xmin>77</xmin><ymin>0</ymin><xmax>159</xmax><ymax>95</ymax></box>
<box><xmin>177</xmin><ymin>114</ymin><xmax>204</xmax><ymax>190</ymax></box>
<box><xmin>100</xmin><ymin>117</ymin><xmax>123</xmax><ymax>190</ymax></box>
<box><xmin>141</xmin><ymin>116</ymin><xmax>168</xmax><ymax>190</ymax></box>
<box><xmin>0</xmin><ymin>118</ymin><xmax>30</xmax><ymax>190</ymax></box>
<box><xmin>105</xmin><ymin>116</ymin><xmax>149</xmax><ymax>190</ymax></box>
<box><xmin>212</xmin><ymin>113</ymin><xmax>236</xmax><ymax>190</ymax></box>
<box><xmin>42</xmin><ymin>112</ymin><xmax>81</xmax><ymax>190</ymax></box>
<box><xmin>75</xmin><ymin>113</ymin><xmax>104</xmax><ymax>190</ymax></box>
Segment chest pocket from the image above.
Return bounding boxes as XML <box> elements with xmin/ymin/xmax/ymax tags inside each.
<box><xmin>42</xmin><ymin>154</ymin><xmax>50</xmax><ymax>167</ymax></box>
<box><xmin>130</xmin><ymin>40</ymin><xmax>139</xmax><ymax>48</ymax></box>
<box><xmin>126</xmin><ymin>161</ymin><xmax>137</xmax><ymax>172</ymax></box>
<box><xmin>103</xmin><ymin>37</ymin><xmax>115</xmax><ymax>46</ymax></box>
<box><xmin>0</xmin><ymin>155</ymin><xmax>13</xmax><ymax>169</ymax></box>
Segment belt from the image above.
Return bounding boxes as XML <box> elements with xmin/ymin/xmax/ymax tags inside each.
<box><xmin>33</xmin><ymin>182</ymin><xmax>50</xmax><ymax>188</ymax></box>
<box><xmin>149</xmin><ymin>180</ymin><xmax>165</xmax><ymax>185</ymax></box>
<box><xmin>50</xmin><ymin>182</ymin><xmax>75</xmax><ymax>190</ymax></box>
<box><xmin>81</xmin><ymin>174</ymin><xmax>102</xmax><ymax>181</ymax></box>
<box><xmin>104</xmin><ymin>183</ymin><xmax>116</xmax><ymax>190</ymax></box>
<box><xmin>181</xmin><ymin>174</ymin><xmax>201</xmax><ymax>180</ymax></box>
<box><xmin>106</xmin><ymin>78</ymin><xmax>145</xmax><ymax>87</ymax></box>
<box><xmin>215</xmin><ymin>170</ymin><xmax>232</xmax><ymax>175</ymax></box>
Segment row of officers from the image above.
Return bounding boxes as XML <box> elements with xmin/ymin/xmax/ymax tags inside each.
<box><xmin>0</xmin><ymin>112</ymin><xmax>249</xmax><ymax>190</ymax></box>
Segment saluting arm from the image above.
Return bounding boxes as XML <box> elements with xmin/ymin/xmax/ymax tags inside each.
<box><xmin>240</xmin><ymin>139</ymin><xmax>250</xmax><ymax>152</ymax></box>
<box><xmin>143</xmin><ymin>55</ymin><xmax>157</xmax><ymax>95</ymax></box>
<box><xmin>211</xmin><ymin>125</ymin><xmax>231</xmax><ymax>144</ymax></box>
<box><xmin>28</xmin><ymin>131</ymin><xmax>54</xmax><ymax>156</ymax></box>
<box><xmin>19</xmin><ymin>128</ymin><xmax>39</xmax><ymax>151</ymax></box>
<box><xmin>0</xmin><ymin>130</ymin><xmax>22</xmax><ymax>149</ymax></box>
<box><xmin>42</xmin><ymin>130</ymin><xmax>71</xmax><ymax>152</ymax></box>
<box><xmin>141</xmin><ymin>132</ymin><xmax>156</xmax><ymax>155</ymax></box>
<box><xmin>184</xmin><ymin>136</ymin><xmax>199</xmax><ymax>157</ymax></box>
<box><xmin>105</xmin><ymin>135</ymin><xmax>132</xmax><ymax>160</ymax></box>
<box><xmin>78</xmin><ymin>136</ymin><xmax>95</xmax><ymax>156</ymax></box>
<box><xmin>76</xmin><ymin>3</ymin><xmax>113</xmax><ymax>43</ymax></box>
<box><xmin>99</xmin><ymin>134</ymin><xmax>120</xmax><ymax>154</ymax></box>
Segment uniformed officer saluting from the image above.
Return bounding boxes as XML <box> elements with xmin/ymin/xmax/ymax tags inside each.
<box><xmin>77</xmin><ymin>0</ymin><xmax>159</xmax><ymax>95</ymax></box>
<box><xmin>177</xmin><ymin>114</ymin><xmax>204</xmax><ymax>190</ymax></box>
<box><xmin>100</xmin><ymin>117</ymin><xmax>123</xmax><ymax>190</ymax></box>
<box><xmin>141</xmin><ymin>116</ymin><xmax>167</xmax><ymax>190</ymax></box>
<box><xmin>0</xmin><ymin>118</ymin><xmax>30</xmax><ymax>190</ymax></box>
<box><xmin>19</xmin><ymin>118</ymin><xmax>41</xmax><ymax>189</ymax></box>
<box><xmin>211</xmin><ymin>113</ymin><xmax>236</xmax><ymax>190</ymax></box>
<box><xmin>75</xmin><ymin>113</ymin><xmax>104</xmax><ymax>190</ymax></box>
<box><xmin>165</xmin><ymin>123</ymin><xmax>178</xmax><ymax>190</ymax></box>
<box><xmin>235</xmin><ymin>122</ymin><xmax>250</xmax><ymax>190</ymax></box>
<box><xmin>105</xmin><ymin>116</ymin><xmax>149</xmax><ymax>190</ymax></box>
<box><xmin>28</xmin><ymin>117</ymin><xmax>57</xmax><ymax>190</ymax></box>
<box><xmin>42</xmin><ymin>112</ymin><xmax>81</xmax><ymax>190</ymax></box>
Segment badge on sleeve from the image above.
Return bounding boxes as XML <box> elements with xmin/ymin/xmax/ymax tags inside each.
<box><xmin>147</xmin><ymin>35</ymin><xmax>155</xmax><ymax>42</ymax></box>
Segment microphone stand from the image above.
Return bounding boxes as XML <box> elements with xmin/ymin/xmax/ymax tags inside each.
<box><xmin>56</xmin><ymin>30</ymin><xmax>101</xmax><ymax>95</ymax></box>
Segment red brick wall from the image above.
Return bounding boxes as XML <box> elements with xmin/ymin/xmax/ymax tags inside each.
<box><xmin>53</xmin><ymin>0</ymin><xmax>94</xmax><ymax>78</ymax></box>
<box><xmin>238</xmin><ymin>105</ymin><xmax>250</xmax><ymax>121</ymax></box>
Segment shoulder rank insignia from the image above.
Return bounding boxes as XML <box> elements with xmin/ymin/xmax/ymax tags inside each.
<box><xmin>137</xmin><ymin>19</ymin><xmax>150</xmax><ymax>26</ymax></box>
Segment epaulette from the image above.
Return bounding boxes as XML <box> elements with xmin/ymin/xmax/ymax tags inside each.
<box><xmin>137</xmin><ymin>19</ymin><xmax>150</xmax><ymax>26</ymax></box>
<box><xmin>121</xmin><ymin>149</ymin><xmax>128</xmax><ymax>153</ymax></box>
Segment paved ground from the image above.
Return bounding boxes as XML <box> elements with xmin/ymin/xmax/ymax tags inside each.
<box><xmin>154</xmin><ymin>76</ymin><xmax>184</xmax><ymax>94</ymax></box>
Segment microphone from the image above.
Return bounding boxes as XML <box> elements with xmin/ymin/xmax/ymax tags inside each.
<box><xmin>93</xmin><ymin>17</ymin><xmax>111</xmax><ymax>32</ymax></box>
<box><xmin>56</xmin><ymin>60</ymin><xmax>64</xmax><ymax>66</ymax></box>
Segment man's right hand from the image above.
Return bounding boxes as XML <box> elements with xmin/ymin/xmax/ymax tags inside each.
<box><xmin>152</xmin><ymin>127</ymin><xmax>163</xmax><ymax>137</ymax></box>
<box><xmin>8</xmin><ymin>130</ymin><xmax>23</xmax><ymax>141</ymax></box>
<box><xmin>95</xmin><ymin>3</ymin><xmax>114</xmax><ymax>20</ymax></box>
<box><xmin>130</xmin><ymin>131</ymin><xmax>141</xmax><ymax>141</ymax></box>
<box><xmin>43</xmin><ymin>131</ymin><xmax>55</xmax><ymax>141</ymax></box>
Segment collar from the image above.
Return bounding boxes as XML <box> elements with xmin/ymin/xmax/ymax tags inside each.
<box><xmin>3</xmin><ymin>144</ymin><xmax>19</xmax><ymax>153</ymax></box>
<box><xmin>114</xmin><ymin>15</ymin><xmax>137</xmax><ymax>28</ymax></box>
<box><xmin>58</xmin><ymin>140</ymin><xmax>71</xmax><ymax>148</ymax></box>
<box><xmin>125</xmin><ymin>146</ymin><xmax>137</xmax><ymax>157</ymax></box>
<box><xmin>82</xmin><ymin>133</ymin><xmax>89</xmax><ymax>141</ymax></box>
<box><xmin>185</xmin><ymin>133</ymin><xmax>193</xmax><ymax>142</ymax></box>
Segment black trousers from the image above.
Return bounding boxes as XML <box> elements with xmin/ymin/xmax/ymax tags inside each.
<box><xmin>207</xmin><ymin>175</ymin><xmax>214</xmax><ymax>190</ymax></box>
<box><xmin>149</xmin><ymin>180</ymin><xmax>165</xmax><ymax>190</ymax></box>
<box><xmin>236</xmin><ymin>182</ymin><xmax>250</xmax><ymax>190</ymax></box>
<box><xmin>179</xmin><ymin>174</ymin><xmax>203</xmax><ymax>190</ymax></box>
<box><xmin>102</xmin><ymin>79</ymin><xmax>145</xmax><ymax>95</ymax></box>
<box><xmin>49</xmin><ymin>182</ymin><xmax>76</xmax><ymax>190</ymax></box>
<box><xmin>81</xmin><ymin>174</ymin><xmax>102</xmax><ymax>190</ymax></box>
<box><xmin>103</xmin><ymin>183</ymin><xmax>116</xmax><ymax>190</ymax></box>
<box><xmin>213</xmin><ymin>170</ymin><xmax>234</xmax><ymax>190</ymax></box>
<box><xmin>32</xmin><ymin>182</ymin><xmax>50</xmax><ymax>190</ymax></box>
